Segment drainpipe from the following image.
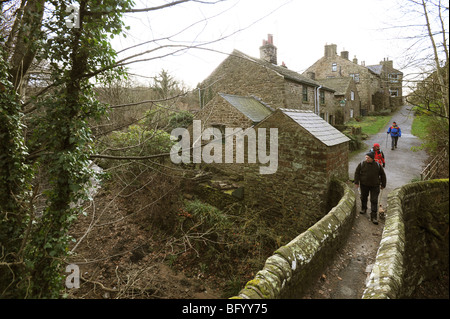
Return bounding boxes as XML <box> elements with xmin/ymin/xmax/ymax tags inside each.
<box><xmin>315</xmin><ymin>85</ymin><xmax>322</xmax><ymax>116</ymax></box>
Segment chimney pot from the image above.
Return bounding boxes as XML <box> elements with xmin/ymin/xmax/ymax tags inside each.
<box><xmin>260</xmin><ymin>34</ymin><xmax>277</xmax><ymax>65</ymax></box>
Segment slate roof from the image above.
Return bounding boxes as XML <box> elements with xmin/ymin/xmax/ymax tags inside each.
<box><xmin>220</xmin><ymin>93</ymin><xmax>274</xmax><ymax>123</ymax></box>
<box><xmin>279</xmin><ymin>109</ymin><xmax>350</xmax><ymax>146</ymax></box>
<box><xmin>366</xmin><ymin>64</ymin><xmax>383</xmax><ymax>75</ymax></box>
<box><xmin>317</xmin><ymin>77</ymin><xmax>353</xmax><ymax>96</ymax></box>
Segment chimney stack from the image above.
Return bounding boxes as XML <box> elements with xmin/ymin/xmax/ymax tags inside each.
<box><xmin>324</xmin><ymin>44</ymin><xmax>337</xmax><ymax>58</ymax></box>
<box><xmin>353</xmin><ymin>55</ymin><xmax>358</xmax><ymax>64</ymax></box>
<box><xmin>380</xmin><ymin>58</ymin><xmax>393</xmax><ymax>68</ymax></box>
<box><xmin>260</xmin><ymin>34</ymin><xmax>277</xmax><ymax>65</ymax></box>
<box><xmin>341</xmin><ymin>50</ymin><xmax>349</xmax><ymax>60</ymax></box>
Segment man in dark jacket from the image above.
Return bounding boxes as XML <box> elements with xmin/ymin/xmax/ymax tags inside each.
<box><xmin>354</xmin><ymin>152</ymin><xmax>387</xmax><ymax>224</ymax></box>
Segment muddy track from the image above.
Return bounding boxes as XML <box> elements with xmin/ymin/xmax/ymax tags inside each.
<box><xmin>302</xmin><ymin>105</ymin><xmax>428</xmax><ymax>299</ymax></box>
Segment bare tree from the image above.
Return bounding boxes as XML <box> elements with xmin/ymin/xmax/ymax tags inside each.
<box><xmin>393</xmin><ymin>0</ymin><xmax>449</xmax><ymax>120</ymax></box>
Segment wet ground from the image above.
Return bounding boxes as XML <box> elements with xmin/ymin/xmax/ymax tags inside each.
<box><xmin>302</xmin><ymin>105</ymin><xmax>429</xmax><ymax>299</ymax></box>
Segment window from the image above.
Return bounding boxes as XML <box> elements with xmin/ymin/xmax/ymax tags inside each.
<box><xmin>350</xmin><ymin>108</ymin><xmax>354</xmax><ymax>118</ymax></box>
<box><xmin>302</xmin><ymin>86</ymin><xmax>308</xmax><ymax>102</ymax></box>
<box><xmin>389</xmin><ymin>73</ymin><xmax>399</xmax><ymax>83</ymax></box>
<box><xmin>350</xmin><ymin>73</ymin><xmax>360</xmax><ymax>83</ymax></box>
<box><xmin>389</xmin><ymin>89</ymin><xmax>399</xmax><ymax>97</ymax></box>
<box><xmin>332</xmin><ymin>63</ymin><xmax>337</xmax><ymax>72</ymax></box>
<box><xmin>320</xmin><ymin>91</ymin><xmax>325</xmax><ymax>104</ymax></box>
<box><xmin>351</xmin><ymin>90</ymin><xmax>355</xmax><ymax>101</ymax></box>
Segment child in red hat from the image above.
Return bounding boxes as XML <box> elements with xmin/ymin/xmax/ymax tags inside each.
<box><xmin>371</xmin><ymin>143</ymin><xmax>385</xmax><ymax>167</ymax></box>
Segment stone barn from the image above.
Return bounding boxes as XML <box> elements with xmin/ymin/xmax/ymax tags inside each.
<box><xmin>244</xmin><ymin>108</ymin><xmax>350</xmax><ymax>230</ymax></box>
<box><xmin>191</xmin><ymin>92</ymin><xmax>350</xmax><ymax>233</ymax></box>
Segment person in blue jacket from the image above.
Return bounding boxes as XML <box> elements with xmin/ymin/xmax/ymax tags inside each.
<box><xmin>387</xmin><ymin>121</ymin><xmax>401</xmax><ymax>150</ymax></box>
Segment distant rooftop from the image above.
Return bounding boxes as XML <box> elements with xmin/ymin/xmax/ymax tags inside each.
<box><xmin>231</xmin><ymin>50</ymin><xmax>335</xmax><ymax>92</ymax></box>
<box><xmin>366</xmin><ymin>64</ymin><xmax>383</xmax><ymax>75</ymax></box>
<box><xmin>318</xmin><ymin>77</ymin><xmax>354</xmax><ymax>96</ymax></box>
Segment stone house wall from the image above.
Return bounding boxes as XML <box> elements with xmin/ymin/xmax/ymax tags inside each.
<box><xmin>304</xmin><ymin>44</ymin><xmax>383</xmax><ymax>114</ymax></box>
<box><xmin>380</xmin><ymin>59</ymin><xmax>404</xmax><ymax>108</ymax></box>
<box><xmin>199</xmin><ymin>51</ymin><xmax>287</xmax><ymax>110</ymax></box>
<box><xmin>340</xmin><ymin>79</ymin><xmax>361</xmax><ymax>122</ymax></box>
<box><xmin>199</xmin><ymin>50</ymin><xmax>336</xmax><ymax>116</ymax></box>
<box><xmin>317</xmin><ymin>77</ymin><xmax>362</xmax><ymax>123</ymax></box>
<box><xmin>195</xmin><ymin>94</ymin><xmax>254</xmax><ymax>129</ymax></box>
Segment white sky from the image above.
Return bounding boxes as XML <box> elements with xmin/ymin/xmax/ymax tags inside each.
<box><xmin>110</xmin><ymin>0</ymin><xmax>420</xmax><ymax>89</ymax></box>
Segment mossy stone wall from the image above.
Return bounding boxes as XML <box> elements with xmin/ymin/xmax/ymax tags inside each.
<box><xmin>232</xmin><ymin>181</ymin><xmax>356</xmax><ymax>299</ymax></box>
<box><xmin>363</xmin><ymin>179</ymin><xmax>449</xmax><ymax>299</ymax></box>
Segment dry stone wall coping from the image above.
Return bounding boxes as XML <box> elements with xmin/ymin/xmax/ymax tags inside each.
<box><xmin>362</xmin><ymin>179</ymin><xmax>449</xmax><ymax>299</ymax></box>
<box><xmin>231</xmin><ymin>180</ymin><xmax>356</xmax><ymax>299</ymax></box>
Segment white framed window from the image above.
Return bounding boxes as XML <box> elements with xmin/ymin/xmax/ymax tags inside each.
<box><xmin>389</xmin><ymin>73</ymin><xmax>399</xmax><ymax>83</ymax></box>
<box><xmin>390</xmin><ymin>89</ymin><xmax>399</xmax><ymax>97</ymax></box>
<box><xmin>332</xmin><ymin>63</ymin><xmax>337</xmax><ymax>72</ymax></box>
<box><xmin>351</xmin><ymin>90</ymin><xmax>355</xmax><ymax>101</ymax></box>
<box><xmin>350</xmin><ymin>73</ymin><xmax>360</xmax><ymax>83</ymax></box>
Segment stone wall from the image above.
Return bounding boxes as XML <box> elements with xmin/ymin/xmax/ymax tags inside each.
<box><xmin>363</xmin><ymin>179</ymin><xmax>449</xmax><ymax>299</ymax></box>
<box><xmin>231</xmin><ymin>181</ymin><xmax>356</xmax><ymax>299</ymax></box>
<box><xmin>200</xmin><ymin>51</ymin><xmax>287</xmax><ymax>109</ymax></box>
<box><xmin>243</xmin><ymin>111</ymin><xmax>349</xmax><ymax>230</ymax></box>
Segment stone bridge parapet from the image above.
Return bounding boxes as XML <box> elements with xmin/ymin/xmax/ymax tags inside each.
<box><xmin>232</xmin><ymin>179</ymin><xmax>449</xmax><ymax>299</ymax></box>
<box><xmin>232</xmin><ymin>180</ymin><xmax>356</xmax><ymax>299</ymax></box>
<box><xmin>363</xmin><ymin>179</ymin><xmax>449</xmax><ymax>298</ymax></box>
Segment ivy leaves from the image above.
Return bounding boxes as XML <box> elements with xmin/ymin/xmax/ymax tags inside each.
<box><xmin>1</xmin><ymin>0</ymin><xmax>135</xmax><ymax>298</ymax></box>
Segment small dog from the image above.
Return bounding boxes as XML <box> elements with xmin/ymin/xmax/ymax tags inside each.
<box><xmin>378</xmin><ymin>189</ymin><xmax>385</xmax><ymax>220</ymax></box>
<box><xmin>378</xmin><ymin>204</ymin><xmax>385</xmax><ymax>220</ymax></box>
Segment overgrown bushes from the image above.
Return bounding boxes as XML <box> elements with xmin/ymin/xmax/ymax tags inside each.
<box><xmin>170</xmin><ymin>199</ymin><xmax>287</xmax><ymax>297</ymax></box>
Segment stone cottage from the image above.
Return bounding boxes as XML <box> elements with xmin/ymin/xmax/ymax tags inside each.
<box><xmin>197</xmin><ymin>35</ymin><xmax>339</xmax><ymax>124</ymax></box>
<box><xmin>246</xmin><ymin>108</ymin><xmax>350</xmax><ymax>228</ymax></box>
<box><xmin>314</xmin><ymin>77</ymin><xmax>361</xmax><ymax>124</ymax></box>
<box><xmin>303</xmin><ymin>43</ymin><xmax>403</xmax><ymax>114</ymax></box>
<box><xmin>190</xmin><ymin>91</ymin><xmax>350</xmax><ymax>232</ymax></box>
<box><xmin>367</xmin><ymin>58</ymin><xmax>404</xmax><ymax>108</ymax></box>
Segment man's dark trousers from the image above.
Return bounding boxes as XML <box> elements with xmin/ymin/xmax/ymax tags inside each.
<box><xmin>391</xmin><ymin>136</ymin><xmax>399</xmax><ymax>149</ymax></box>
<box><xmin>360</xmin><ymin>184</ymin><xmax>380</xmax><ymax>214</ymax></box>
